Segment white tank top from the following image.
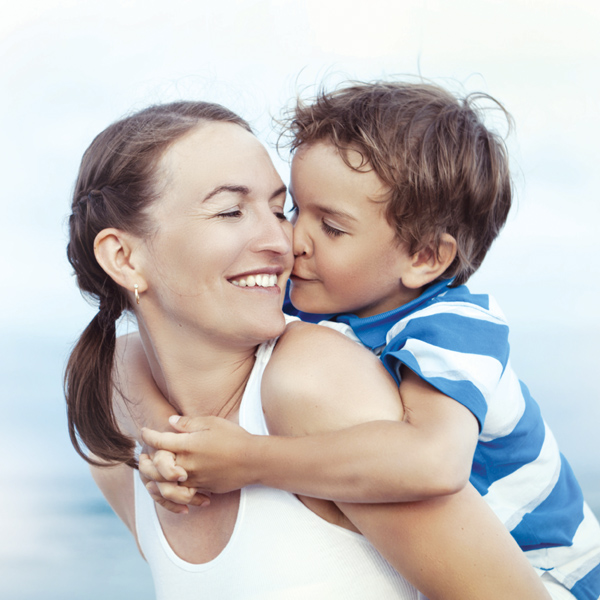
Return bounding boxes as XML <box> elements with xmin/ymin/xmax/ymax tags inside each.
<box><xmin>134</xmin><ymin>336</ymin><xmax>419</xmax><ymax>600</ymax></box>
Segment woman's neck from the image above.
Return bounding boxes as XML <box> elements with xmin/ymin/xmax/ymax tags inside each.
<box><xmin>136</xmin><ymin>317</ymin><xmax>258</xmax><ymax>420</ymax></box>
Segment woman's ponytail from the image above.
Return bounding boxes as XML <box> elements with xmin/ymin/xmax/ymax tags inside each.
<box><xmin>64</xmin><ymin>304</ymin><xmax>137</xmax><ymax>467</ymax></box>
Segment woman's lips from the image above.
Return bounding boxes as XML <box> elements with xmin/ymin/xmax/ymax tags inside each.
<box><xmin>230</xmin><ymin>273</ymin><xmax>279</xmax><ymax>288</ymax></box>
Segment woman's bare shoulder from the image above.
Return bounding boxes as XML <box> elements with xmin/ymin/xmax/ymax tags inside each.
<box><xmin>263</xmin><ymin>321</ymin><xmax>402</xmax><ymax>436</ymax></box>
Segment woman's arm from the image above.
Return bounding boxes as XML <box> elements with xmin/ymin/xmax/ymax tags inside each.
<box><xmin>260</xmin><ymin>321</ymin><xmax>549</xmax><ymax>600</ymax></box>
<box><xmin>90</xmin><ymin>460</ymin><xmax>136</xmax><ymax>534</ymax></box>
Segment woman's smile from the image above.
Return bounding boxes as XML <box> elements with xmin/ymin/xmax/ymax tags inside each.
<box><xmin>138</xmin><ymin>121</ymin><xmax>293</xmax><ymax>344</ymax></box>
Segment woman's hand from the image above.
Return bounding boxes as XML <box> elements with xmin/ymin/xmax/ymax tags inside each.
<box><xmin>140</xmin><ymin>415</ymin><xmax>257</xmax><ymax>494</ymax></box>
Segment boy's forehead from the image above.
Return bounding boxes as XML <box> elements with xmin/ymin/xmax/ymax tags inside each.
<box><xmin>292</xmin><ymin>141</ymin><xmax>389</xmax><ymax>203</ymax></box>
<box><xmin>294</xmin><ymin>140</ymin><xmax>364</xmax><ymax>169</ymax></box>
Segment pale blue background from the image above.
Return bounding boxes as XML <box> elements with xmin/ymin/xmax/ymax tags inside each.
<box><xmin>1</xmin><ymin>0</ymin><xmax>599</xmax><ymax>598</ymax></box>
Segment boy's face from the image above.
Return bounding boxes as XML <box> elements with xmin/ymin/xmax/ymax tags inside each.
<box><xmin>289</xmin><ymin>142</ymin><xmax>422</xmax><ymax>318</ymax></box>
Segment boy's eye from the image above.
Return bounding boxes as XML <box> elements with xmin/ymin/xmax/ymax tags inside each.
<box><xmin>287</xmin><ymin>204</ymin><xmax>299</xmax><ymax>224</ymax></box>
<box><xmin>321</xmin><ymin>220</ymin><xmax>346</xmax><ymax>237</ymax></box>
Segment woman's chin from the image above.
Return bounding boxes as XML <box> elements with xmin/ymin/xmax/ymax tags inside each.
<box><xmin>258</xmin><ymin>310</ymin><xmax>288</xmax><ymax>339</ymax></box>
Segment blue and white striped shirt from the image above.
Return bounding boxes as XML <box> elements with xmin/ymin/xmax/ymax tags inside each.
<box><xmin>295</xmin><ymin>280</ymin><xmax>600</xmax><ymax>599</ymax></box>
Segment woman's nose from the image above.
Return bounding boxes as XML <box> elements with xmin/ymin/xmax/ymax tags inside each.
<box><xmin>254</xmin><ymin>213</ymin><xmax>293</xmax><ymax>256</ymax></box>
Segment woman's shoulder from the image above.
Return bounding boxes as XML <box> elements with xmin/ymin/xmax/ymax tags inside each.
<box><xmin>271</xmin><ymin>319</ymin><xmax>379</xmax><ymax>386</ymax></box>
<box><xmin>262</xmin><ymin>320</ymin><xmax>402</xmax><ymax>437</ymax></box>
<box><xmin>278</xmin><ymin>318</ymin><xmax>365</xmax><ymax>355</ymax></box>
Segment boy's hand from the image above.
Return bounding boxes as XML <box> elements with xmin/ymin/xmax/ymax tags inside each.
<box><xmin>139</xmin><ymin>452</ymin><xmax>211</xmax><ymax>513</ymax></box>
<box><xmin>142</xmin><ymin>447</ymin><xmax>187</xmax><ymax>483</ymax></box>
<box><xmin>140</xmin><ymin>415</ymin><xmax>256</xmax><ymax>494</ymax></box>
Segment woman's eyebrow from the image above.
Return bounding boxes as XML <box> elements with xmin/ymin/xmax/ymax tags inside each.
<box><xmin>203</xmin><ymin>184</ymin><xmax>250</xmax><ymax>202</ymax></box>
<box><xmin>270</xmin><ymin>184</ymin><xmax>287</xmax><ymax>200</ymax></box>
<box><xmin>202</xmin><ymin>184</ymin><xmax>287</xmax><ymax>203</ymax></box>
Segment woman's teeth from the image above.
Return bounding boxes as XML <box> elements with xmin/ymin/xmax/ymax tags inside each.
<box><xmin>231</xmin><ymin>274</ymin><xmax>278</xmax><ymax>288</ymax></box>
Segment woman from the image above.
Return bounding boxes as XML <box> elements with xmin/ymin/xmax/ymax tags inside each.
<box><xmin>65</xmin><ymin>101</ymin><xmax>549</xmax><ymax>599</ymax></box>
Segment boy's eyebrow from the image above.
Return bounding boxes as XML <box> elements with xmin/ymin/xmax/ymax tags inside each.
<box><xmin>288</xmin><ymin>188</ymin><xmax>357</xmax><ymax>222</ymax></box>
<box><xmin>203</xmin><ymin>184</ymin><xmax>287</xmax><ymax>202</ymax></box>
<box><xmin>316</xmin><ymin>204</ymin><xmax>358</xmax><ymax>222</ymax></box>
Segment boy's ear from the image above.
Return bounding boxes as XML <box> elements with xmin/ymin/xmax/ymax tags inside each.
<box><xmin>402</xmin><ymin>233</ymin><xmax>457</xmax><ymax>289</ymax></box>
<box><xmin>94</xmin><ymin>228</ymin><xmax>148</xmax><ymax>293</ymax></box>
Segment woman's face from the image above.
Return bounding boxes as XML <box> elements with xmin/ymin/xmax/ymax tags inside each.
<box><xmin>140</xmin><ymin>121</ymin><xmax>293</xmax><ymax>346</ymax></box>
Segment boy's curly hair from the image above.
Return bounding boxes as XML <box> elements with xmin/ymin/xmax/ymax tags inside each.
<box><xmin>282</xmin><ymin>81</ymin><xmax>513</xmax><ymax>286</ymax></box>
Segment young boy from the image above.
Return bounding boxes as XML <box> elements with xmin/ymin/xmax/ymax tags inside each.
<box><xmin>137</xmin><ymin>82</ymin><xmax>600</xmax><ymax>599</ymax></box>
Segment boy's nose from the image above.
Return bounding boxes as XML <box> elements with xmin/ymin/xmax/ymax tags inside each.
<box><xmin>292</xmin><ymin>219</ymin><xmax>312</xmax><ymax>258</ymax></box>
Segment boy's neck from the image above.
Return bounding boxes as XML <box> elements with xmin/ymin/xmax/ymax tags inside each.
<box><xmin>334</xmin><ymin>279</ymin><xmax>453</xmax><ymax>350</ymax></box>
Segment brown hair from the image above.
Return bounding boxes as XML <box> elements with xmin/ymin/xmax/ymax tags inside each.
<box><xmin>283</xmin><ymin>81</ymin><xmax>513</xmax><ymax>286</ymax></box>
<box><xmin>65</xmin><ymin>101</ymin><xmax>251</xmax><ymax>467</ymax></box>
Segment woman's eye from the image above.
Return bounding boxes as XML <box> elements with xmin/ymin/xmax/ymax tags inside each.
<box><xmin>322</xmin><ymin>220</ymin><xmax>346</xmax><ymax>237</ymax></box>
<box><xmin>217</xmin><ymin>209</ymin><xmax>243</xmax><ymax>218</ymax></box>
<box><xmin>274</xmin><ymin>208</ymin><xmax>288</xmax><ymax>221</ymax></box>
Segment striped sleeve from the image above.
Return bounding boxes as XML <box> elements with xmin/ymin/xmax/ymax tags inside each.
<box><xmin>380</xmin><ymin>303</ymin><xmax>510</xmax><ymax>429</ymax></box>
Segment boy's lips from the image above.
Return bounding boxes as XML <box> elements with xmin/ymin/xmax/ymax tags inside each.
<box><xmin>290</xmin><ymin>271</ymin><xmax>319</xmax><ymax>283</ymax></box>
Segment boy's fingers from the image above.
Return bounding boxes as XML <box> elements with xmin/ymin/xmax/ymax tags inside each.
<box><xmin>143</xmin><ymin>477</ymin><xmax>210</xmax><ymax>512</ymax></box>
<box><xmin>139</xmin><ymin>454</ymin><xmax>167</xmax><ymax>483</ymax></box>
<box><xmin>156</xmin><ymin>481</ymin><xmax>199</xmax><ymax>505</ymax></box>
<box><xmin>188</xmin><ymin>492</ymin><xmax>211</xmax><ymax>508</ymax></box>
<box><xmin>141</xmin><ymin>428</ymin><xmax>188</xmax><ymax>453</ymax></box>
<box><xmin>153</xmin><ymin>450</ymin><xmax>188</xmax><ymax>483</ymax></box>
<box><xmin>145</xmin><ymin>482</ymin><xmax>189</xmax><ymax>514</ymax></box>
<box><xmin>168</xmin><ymin>415</ymin><xmax>211</xmax><ymax>433</ymax></box>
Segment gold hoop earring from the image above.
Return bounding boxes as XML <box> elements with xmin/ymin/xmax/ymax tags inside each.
<box><xmin>134</xmin><ymin>284</ymin><xmax>140</xmax><ymax>305</ymax></box>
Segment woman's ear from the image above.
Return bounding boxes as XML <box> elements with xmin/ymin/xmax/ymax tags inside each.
<box><xmin>402</xmin><ymin>233</ymin><xmax>457</xmax><ymax>289</ymax></box>
<box><xmin>94</xmin><ymin>228</ymin><xmax>148</xmax><ymax>293</ymax></box>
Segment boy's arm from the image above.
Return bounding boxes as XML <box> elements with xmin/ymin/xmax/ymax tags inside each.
<box><xmin>141</xmin><ymin>323</ymin><xmax>478</xmax><ymax>503</ymax></box>
<box><xmin>335</xmin><ymin>486</ymin><xmax>549</xmax><ymax>600</ymax></box>
<box><xmin>262</xmin><ymin>321</ymin><xmax>478</xmax><ymax>503</ymax></box>
<box><xmin>261</xmin><ymin>321</ymin><xmax>550</xmax><ymax>599</ymax></box>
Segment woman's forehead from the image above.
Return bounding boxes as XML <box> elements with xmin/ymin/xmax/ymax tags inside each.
<box><xmin>160</xmin><ymin>121</ymin><xmax>259</xmax><ymax>170</ymax></box>
<box><xmin>155</xmin><ymin>121</ymin><xmax>282</xmax><ymax>207</ymax></box>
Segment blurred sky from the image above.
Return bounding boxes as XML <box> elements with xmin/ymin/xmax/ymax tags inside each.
<box><xmin>1</xmin><ymin>0</ymin><xmax>599</xmax><ymax>516</ymax></box>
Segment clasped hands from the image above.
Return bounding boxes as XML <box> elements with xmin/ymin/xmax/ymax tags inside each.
<box><xmin>139</xmin><ymin>415</ymin><xmax>254</xmax><ymax>514</ymax></box>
